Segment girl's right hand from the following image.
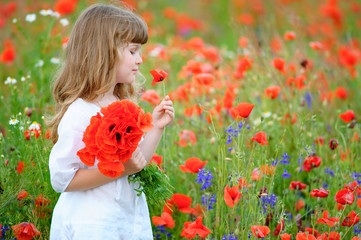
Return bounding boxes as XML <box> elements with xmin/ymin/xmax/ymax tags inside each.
<box><xmin>122</xmin><ymin>148</ymin><xmax>147</xmax><ymax>176</ymax></box>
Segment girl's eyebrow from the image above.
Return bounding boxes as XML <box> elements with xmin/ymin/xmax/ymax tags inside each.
<box><xmin>129</xmin><ymin>43</ymin><xmax>141</xmax><ymax>47</ymax></box>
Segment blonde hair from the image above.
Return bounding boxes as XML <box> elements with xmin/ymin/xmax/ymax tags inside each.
<box><xmin>48</xmin><ymin>3</ymin><xmax>148</xmax><ymax>143</ymax></box>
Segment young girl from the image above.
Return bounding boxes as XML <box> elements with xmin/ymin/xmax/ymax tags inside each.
<box><xmin>47</xmin><ymin>4</ymin><xmax>174</xmax><ymax>239</ymax></box>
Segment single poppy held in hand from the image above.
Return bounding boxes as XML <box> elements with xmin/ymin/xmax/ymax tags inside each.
<box><xmin>339</xmin><ymin>110</ymin><xmax>355</xmax><ymax>123</ymax></box>
<box><xmin>310</xmin><ymin>188</ymin><xmax>329</xmax><ymax>198</ymax></box>
<box><xmin>152</xmin><ymin>211</ymin><xmax>175</xmax><ymax>229</ymax></box>
<box><xmin>341</xmin><ymin>210</ymin><xmax>360</xmax><ymax>226</ymax></box>
<box><xmin>289</xmin><ymin>181</ymin><xmax>307</xmax><ymax>190</ymax></box>
<box><xmin>179</xmin><ymin>157</ymin><xmax>208</xmax><ymax>173</ymax></box>
<box><xmin>251</xmin><ymin>225</ymin><xmax>270</xmax><ymax>238</ymax></box>
<box><xmin>335</xmin><ymin>188</ymin><xmax>355</xmax><ymax>205</ymax></box>
<box><xmin>251</xmin><ymin>132</ymin><xmax>269</xmax><ymax>146</ymax></box>
<box><xmin>230</xmin><ymin>102</ymin><xmax>255</xmax><ymax>119</ymax></box>
<box><xmin>265</xmin><ymin>86</ymin><xmax>281</xmax><ymax>99</ymax></box>
<box><xmin>11</xmin><ymin>222</ymin><xmax>41</xmax><ymax>240</ymax></box>
<box><xmin>302</xmin><ymin>156</ymin><xmax>321</xmax><ymax>172</ymax></box>
<box><xmin>180</xmin><ymin>217</ymin><xmax>212</xmax><ymax>239</ymax></box>
<box><xmin>224</xmin><ymin>185</ymin><xmax>242</xmax><ymax>208</ymax></box>
<box><xmin>150</xmin><ymin>69</ymin><xmax>168</xmax><ymax>86</ymax></box>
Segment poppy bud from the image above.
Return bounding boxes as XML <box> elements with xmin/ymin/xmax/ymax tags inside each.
<box><xmin>5</xmin><ymin>159</ymin><xmax>9</xmax><ymax>165</ymax></box>
<box><xmin>24</xmin><ymin>107</ymin><xmax>32</xmax><ymax>117</ymax></box>
<box><xmin>348</xmin><ymin>121</ymin><xmax>356</xmax><ymax>129</ymax></box>
<box><xmin>328</xmin><ymin>139</ymin><xmax>338</xmax><ymax>150</ymax></box>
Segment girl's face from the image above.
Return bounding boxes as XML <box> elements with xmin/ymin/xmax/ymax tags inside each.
<box><xmin>115</xmin><ymin>43</ymin><xmax>143</xmax><ymax>84</ymax></box>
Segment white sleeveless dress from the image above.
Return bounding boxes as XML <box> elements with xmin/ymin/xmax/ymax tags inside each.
<box><xmin>49</xmin><ymin>98</ymin><xmax>152</xmax><ymax>240</ymax></box>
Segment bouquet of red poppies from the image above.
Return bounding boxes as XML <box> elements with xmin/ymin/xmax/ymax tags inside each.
<box><xmin>77</xmin><ymin>100</ymin><xmax>154</xmax><ymax>178</ymax></box>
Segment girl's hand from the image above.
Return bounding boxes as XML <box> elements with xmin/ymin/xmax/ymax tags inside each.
<box><xmin>122</xmin><ymin>148</ymin><xmax>147</xmax><ymax>176</ymax></box>
<box><xmin>152</xmin><ymin>95</ymin><xmax>175</xmax><ymax>129</ymax></box>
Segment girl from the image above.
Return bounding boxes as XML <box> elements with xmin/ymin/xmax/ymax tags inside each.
<box><xmin>47</xmin><ymin>3</ymin><xmax>174</xmax><ymax>239</ymax></box>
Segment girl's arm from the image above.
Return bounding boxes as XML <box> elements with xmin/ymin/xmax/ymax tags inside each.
<box><xmin>65</xmin><ymin>148</ymin><xmax>146</xmax><ymax>191</ymax></box>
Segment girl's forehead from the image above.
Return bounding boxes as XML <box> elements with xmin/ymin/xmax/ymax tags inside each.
<box><xmin>128</xmin><ymin>43</ymin><xmax>141</xmax><ymax>47</ymax></box>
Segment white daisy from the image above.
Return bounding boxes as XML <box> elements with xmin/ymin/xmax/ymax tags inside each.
<box><xmin>60</xmin><ymin>18</ymin><xmax>69</xmax><ymax>26</ymax></box>
<box><xmin>25</xmin><ymin>13</ymin><xmax>36</xmax><ymax>22</ymax></box>
<box><xmin>9</xmin><ymin>118</ymin><xmax>19</xmax><ymax>125</ymax></box>
<box><xmin>39</xmin><ymin>9</ymin><xmax>54</xmax><ymax>16</ymax></box>
<box><xmin>50</xmin><ymin>57</ymin><xmax>60</xmax><ymax>64</ymax></box>
<box><xmin>4</xmin><ymin>77</ymin><xmax>17</xmax><ymax>85</ymax></box>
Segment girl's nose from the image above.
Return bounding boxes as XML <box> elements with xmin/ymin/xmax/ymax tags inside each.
<box><xmin>136</xmin><ymin>54</ymin><xmax>143</xmax><ymax>65</ymax></box>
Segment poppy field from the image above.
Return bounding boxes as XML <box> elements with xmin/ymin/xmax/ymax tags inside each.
<box><xmin>1</xmin><ymin>0</ymin><xmax>361</xmax><ymax>239</ymax></box>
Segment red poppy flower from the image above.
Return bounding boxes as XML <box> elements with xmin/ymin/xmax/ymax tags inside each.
<box><xmin>280</xmin><ymin>233</ymin><xmax>292</xmax><ymax>240</ymax></box>
<box><xmin>11</xmin><ymin>222</ymin><xmax>41</xmax><ymax>240</ymax></box>
<box><xmin>24</xmin><ymin>130</ymin><xmax>30</xmax><ymax>140</ymax></box>
<box><xmin>251</xmin><ymin>225</ymin><xmax>270</xmax><ymax>238</ymax></box>
<box><xmin>230</xmin><ymin>102</ymin><xmax>255</xmax><ymax>119</ymax></box>
<box><xmin>289</xmin><ymin>181</ymin><xmax>307</xmax><ymax>190</ymax></box>
<box><xmin>310</xmin><ymin>188</ymin><xmax>329</xmax><ymax>198</ymax></box>
<box><xmin>284</xmin><ymin>31</ymin><xmax>296</xmax><ymax>41</ymax></box>
<box><xmin>180</xmin><ymin>217</ymin><xmax>212</xmax><ymax>239</ymax></box>
<box><xmin>328</xmin><ymin>232</ymin><xmax>341</xmax><ymax>240</ymax></box>
<box><xmin>34</xmin><ymin>194</ymin><xmax>50</xmax><ymax>209</ymax></box>
<box><xmin>339</xmin><ymin>110</ymin><xmax>355</xmax><ymax>123</ymax></box>
<box><xmin>0</xmin><ymin>39</ymin><xmax>15</xmax><ymax>64</ymax></box>
<box><xmin>17</xmin><ymin>161</ymin><xmax>24</xmax><ymax>174</ymax></box>
<box><xmin>352</xmin><ymin>237</ymin><xmax>361</xmax><ymax>240</ymax></box>
<box><xmin>152</xmin><ymin>212</ymin><xmax>175</xmax><ymax>229</ymax></box>
<box><xmin>54</xmin><ymin>0</ymin><xmax>77</xmax><ymax>15</ymax></box>
<box><xmin>341</xmin><ymin>210</ymin><xmax>360</xmax><ymax>226</ymax></box>
<box><xmin>309</xmin><ymin>41</ymin><xmax>323</xmax><ymax>50</ymax></box>
<box><xmin>273</xmin><ymin>219</ymin><xmax>285</xmax><ymax>235</ymax></box>
<box><xmin>150</xmin><ymin>69</ymin><xmax>168</xmax><ymax>86</ymax></box>
<box><xmin>179</xmin><ymin>157</ymin><xmax>208</xmax><ymax>173</ymax></box>
<box><xmin>192</xmin><ymin>73</ymin><xmax>215</xmax><ymax>86</ymax></box>
<box><xmin>224</xmin><ymin>185</ymin><xmax>242</xmax><ymax>208</ymax></box>
<box><xmin>238</xmin><ymin>36</ymin><xmax>248</xmax><ymax>48</ymax></box>
<box><xmin>335</xmin><ymin>188</ymin><xmax>355</xmax><ymax>205</ymax></box>
<box><xmin>334</xmin><ymin>86</ymin><xmax>348</xmax><ymax>99</ymax></box>
<box><xmin>223</xmin><ymin>88</ymin><xmax>236</xmax><ymax>109</ymax></box>
<box><xmin>265</xmin><ymin>86</ymin><xmax>281</xmax><ymax>99</ymax></box>
<box><xmin>77</xmin><ymin>100</ymin><xmax>153</xmax><ymax>177</ymax></box>
<box><xmin>295</xmin><ymin>232</ymin><xmax>316</xmax><ymax>240</ymax></box>
<box><xmin>178</xmin><ymin>129</ymin><xmax>197</xmax><ymax>147</ymax></box>
<box><xmin>315</xmin><ymin>137</ymin><xmax>324</xmax><ymax>145</ymax></box>
<box><xmin>149</xmin><ymin>153</ymin><xmax>163</xmax><ymax>167</ymax></box>
<box><xmin>316</xmin><ymin>210</ymin><xmax>340</xmax><ymax>227</ymax></box>
<box><xmin>305</xmin><ymin>228</ymin><xmax>319</xmax><ymax>237</ymax></box>
<box><xmin>17</xmin><ymin>190</ymin><xmax>28</xmax><ymax>200</ymax></box>
<box><xmin>272</xmin><ymin>57</ymin><xmax>286</xmax><ymax>74</ymax></box>
<box><xmin>163</xmin><ymin>193</ymin><xmax>193</xmax><ymax>214</ymax></box>
<box><xmin>302</xmin><ymin>156</ymin><xmax>321</xmax><ymax>172</ymax></box>
<box><xmin>295</xmin><ymin>199</ymin><xmax>305</xmax><ymax>212</ymax></box>
<box><xmin>141</xmin><ymin>90</ymin><xmax>160</xmax><ymax>105</ymax></box>
<box><xmin>251</xmin><ymin>132</ymin><xmax>269</xmax><ymax>146</ymax></box>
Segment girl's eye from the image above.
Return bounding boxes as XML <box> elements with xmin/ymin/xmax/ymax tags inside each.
<box><xmin>130</xmin><ymin>50</ymin><xmax>135</xmax><ymax>55</ymax></box>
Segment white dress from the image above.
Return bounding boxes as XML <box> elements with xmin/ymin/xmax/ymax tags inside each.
<box><xmin>49</xmin><ymin>98</ymin><xmax>153</xmax><ymax>240</ymax></box>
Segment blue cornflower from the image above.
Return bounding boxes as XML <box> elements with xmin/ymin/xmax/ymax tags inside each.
<box><xmin>284</xmin><ymin>211</ymin><xmax>293</xmax><ymax>222</ymax></box>
<box><xmin>225</xmin><ymin>123</ymin><xmax>246</xmax><ymax>145</ymax></box>
<box><xmin>279</xmin><ymin>152</ymin><xmax>291</xmax><ymax>165</ymax></box>
<box><xmin>246</xmin><ymin>124</ymin><xmax>250</xmax><ymax>130</ymax></box>
<box><xmin>354</xmin><ymin>223</ymin><xmax>361</xmax><ymax>235</ymax></box>
<box><xmin>228</xmin><ymin>147</ymin><xmax>233</xmax><ymax>152</ymax></box>
<box><xmin>271</xmin><ymin>158</ymin><xmax>279</xmax><ymax>166</ymax></box>
<box><xmin>260</xmin><ymin>194</ymin><xmax>277</xmax><ymax>214</ymax></box>
<box><xmin>202</xmin><ymin>194</ymin><xmax>216</xmax><ymax>210</ymax></box>
<box><xmin>323</xmin><ymin>182</ymin><xmax>329</xmax><ymax>189</ymax></box>
<box><xmin>305</xmin><ymin>91</ymin><xmax>312</xmax><ymax>109</ymax></box>
<box><xmin>196</xmin><ymin>168</ymin><xmax>213</xmax><ymax>190</ymax></box>
<box><xmin>324</xmin><ymin>168</ymin><xmax>335</xmax><ymax>177</ymax></box>
<box><xmin>222</xmin><ymin>232</ymin><xmax>238</xmax><ymax>240</ymax></box>
<box><xmin>281</xmin><ymin>169</ymin><xmax>291</xmax><ymax>178</ymax></box>
<box><xmin>154</xmin><ymin>226</ymin><xmax>172</xmax><ymax>239</ymax></box>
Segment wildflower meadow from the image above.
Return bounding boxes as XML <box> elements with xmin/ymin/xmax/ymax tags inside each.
<box><xmin>1</xmin><ymin>0</ymin><xmax>361</xmax><ymax>239</ymax></box>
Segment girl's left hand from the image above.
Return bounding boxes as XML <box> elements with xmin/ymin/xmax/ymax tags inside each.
<box><xmin>152</xmin><ymin>95</ymin><xmax>175</xmax><ymax>129</ymax></box>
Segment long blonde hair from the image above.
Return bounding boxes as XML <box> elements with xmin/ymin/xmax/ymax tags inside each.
<box><xmin>48</xmin><ymin>3</ymin><xmax>148</xmax><ymax>143</ymax></box>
